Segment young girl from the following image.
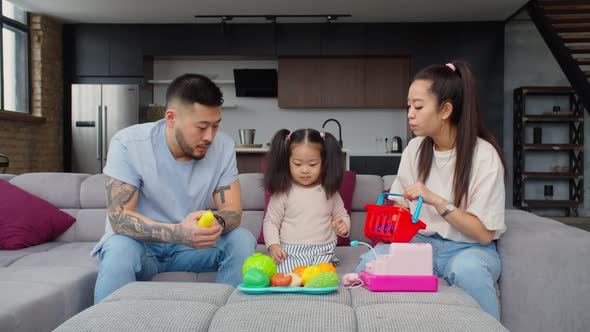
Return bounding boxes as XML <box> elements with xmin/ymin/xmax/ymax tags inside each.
<box><xmin>263</xmin><ymin>128</ymin><xmax>350</xmax><ymax>274</ymax></box>
<box><xmin>354</xmin><ymin>61</ymin><xmax>506</xmax><ymax>320</ymax></box>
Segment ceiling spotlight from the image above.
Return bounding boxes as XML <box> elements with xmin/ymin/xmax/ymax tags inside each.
<box><xmin>195</xmin><ymin>14</ymin><xmax>351</xmax><ymax>23</ymax></box>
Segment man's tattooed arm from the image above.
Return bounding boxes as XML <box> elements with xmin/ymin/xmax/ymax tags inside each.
<box><xmin>105</xmin><ymin>177</ymin><xmax>187</xmax><ymax>244</ymax></box>
<box><xmin>213</xmin><ymin>180</ymin><xmax>243</xmax><ymax>233</ymax></box>
<box><xmin>215</xmin><ymin>210</ymin><xmax>241</xmax><ymax>233</ymax></box>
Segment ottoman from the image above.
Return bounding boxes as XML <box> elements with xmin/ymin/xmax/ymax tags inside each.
<box><xmin>54</xmin><ymin>281</ymin><xmax>508</xmax><ymax>331</ymax></box>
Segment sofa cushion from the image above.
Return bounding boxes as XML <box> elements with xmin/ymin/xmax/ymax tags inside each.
<box><xmin>351</xmin><ymin>175</ymin><xmax>383</xmax><ymax>212</ymax></box>
<box><xmin>56</xmin><ymin>209</ymin><xmax>106</xmax><ymax>242</ymax></box>
<box><xmin>55</xmin><ymin>282</ymin><xmax>508</xmax><ymax>332</ymax></box>
<box><xmin>9</xmin><ymin>173</ymin><xmax>89</xmax><ymax>209</ymax></box>
<box><xmin>356</xmin><ymin>303</ymin><xmax>508</xmax><ymax>332</ymax></box>
<box><xmin>0</xmin><ymin>242</ymin><xmax>63</xmax><ymax>267</ymax></box>
<box><xmin>8</xmin><ymin>242</ymin><xmax>99</xmax><ymax>269</ymax></box>
<box><xmin>0</xmin><ymin>266</ymin><xmax>96</xmax><ymax>320</ymax></box>
<box><xmin>209</xmin><ymin>300</ymin><xmax>357</xmax><ymax>332</ymax></box>
<box><xmin>0</xmin><ymin>174</ymin><xmax>14</xmax><ymax>181</ymax></box>
<box><xmin>0</xmin><ymin>180</ymin><xmax>77</xmax><ymax>250</ymax></box>
<box><xmin>80</xmin><ymin>174</ymin><xmax>107</xmax><ymax>209</ymax></box>
<box><xmin>257</xmin><ymin>171</ymin><xmax>357</xmax><ymax>246</ymax></box>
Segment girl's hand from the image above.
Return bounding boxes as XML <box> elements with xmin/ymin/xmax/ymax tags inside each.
<box><xmin>268</xmin><ymin>244</ymin><xmax>287</xmax><ymax>265</ymax></box>
<box><xmin>403</xmin><ymin>182</ymin><xmax>446</xmax><ymax>209</ymax></box>
<box><xmin>332</xmin><ymin>218</ymin><xmax>349</xmax><ymax>237</ymax></box>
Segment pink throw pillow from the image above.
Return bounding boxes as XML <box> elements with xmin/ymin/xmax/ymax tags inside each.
<box><xmin>0</xmin><ymin>180</ymin><xmax>76</xmax><ymax>250</ymax></box>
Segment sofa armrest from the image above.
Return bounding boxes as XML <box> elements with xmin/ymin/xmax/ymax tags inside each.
<box><xmin>498</xmin><ymin>210</ymin><xmax>590</xmax><ymax>332</ymax></box>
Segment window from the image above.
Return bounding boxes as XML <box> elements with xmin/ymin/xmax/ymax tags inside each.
<box><xmin>1</xmin><ymin>0</ymin><xmax>28</xmax><ymax>114</ymax></box>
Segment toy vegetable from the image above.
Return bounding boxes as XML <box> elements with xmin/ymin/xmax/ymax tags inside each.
<box><xmin>288</xmin><ymin>273</ymin><xmax>303</xmax><ymax>287</ymax></box>
<box><xmin>242</xmin><ymin>268</ymin><xmax>270</xmax><ymax>288</ymax></box>
<box><xmin>304</xmin><ymin>272</ymin><xmax>339</xmax><ymax>288</ymax></box>
<box><xmin>242</xmin><ymin>253</ymin><xmax>277</xmax><ymax>279</ymax></box>
<box><xmin>270</xmin><ymin>273</ymin><xmax>292</xmax><ymax>287</ymax></box>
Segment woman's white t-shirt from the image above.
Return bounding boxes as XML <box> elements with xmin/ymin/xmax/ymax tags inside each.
<box><xmin>389</xmin><ymin>136</ymin><xmax>507</xmax><ymax>243</ymax></box>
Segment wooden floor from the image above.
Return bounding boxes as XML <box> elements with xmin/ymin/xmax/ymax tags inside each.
<box><xmin>551</xmin><ymin>217</ymin><xmax>590</xmax><ymax>232</ymax></box>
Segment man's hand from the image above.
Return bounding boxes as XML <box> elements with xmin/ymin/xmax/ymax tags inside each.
<box><xmin>332</xmin><ymin>218</ymin><xmax>349</xmax><ymax>237</ymax></box>
<box><xmin>174</xmin><ymin>211</ymin><xmax>222</xmax><ymax>249</ymax></box>
<box><xmin>268</xmin><ymin>244</ymin><xmax>287</xmax><ymax>265</ymax></box>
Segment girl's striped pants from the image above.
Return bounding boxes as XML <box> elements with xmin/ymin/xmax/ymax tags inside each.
<box><xmin>277</xmin><ymin>240</ymin><xmax>337</xmax><ymax>274</ymax></box>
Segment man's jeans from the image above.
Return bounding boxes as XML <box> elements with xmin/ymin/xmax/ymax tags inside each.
<box><xmin>94</xmin><ymin>227</ymin><xmax>256</xmax><ymax>304</ymax></box>
<box><xmin>355</xmin><ymin>233</ymin><xmax>502</xmax><ymax>320</ymax></box>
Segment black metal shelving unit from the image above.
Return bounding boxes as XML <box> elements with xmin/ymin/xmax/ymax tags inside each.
<box><xmin>513</xmin><ymin>86</ymin><xmax>584</xmax><ymax>216</ymax></box>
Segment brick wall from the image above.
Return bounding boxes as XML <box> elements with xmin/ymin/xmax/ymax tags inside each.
<box><xmin>0</xmin><ymin>15</ymin><xmax>63</xmax><ymax>174</ymax></box>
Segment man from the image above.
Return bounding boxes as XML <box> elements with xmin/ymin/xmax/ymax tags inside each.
<box><xmin>91</xmin><ymin>73</ymin><xmax>256</xmax><ymax>304</ymax></box>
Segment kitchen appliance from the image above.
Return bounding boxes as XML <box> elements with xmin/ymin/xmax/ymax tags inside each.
<box><xmin>234</xmin><ymin>69</ymin><xmax>278</xmax><ymax>97</ymax></box>
<box><xmin>391</xmin><ymin>136</ymin><xmax>403</xmax><ymax>153</ymax></box>
<box><xmin>71</xmin><ymin>84</ymin><xmax>139</xmax><ymax>174</ymax></box>
<box><xmin>239</xmin><ymin>129</ymin><xmax>256</xmax><ymax>145</ymax></box>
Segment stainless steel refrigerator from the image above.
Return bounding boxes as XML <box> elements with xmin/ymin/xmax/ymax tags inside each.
<box><xmin>71</xmin><ymin>84</ymin><xmax>138</xmax><ymax>174</ymax></box>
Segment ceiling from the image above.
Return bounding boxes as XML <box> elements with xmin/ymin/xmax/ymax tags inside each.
<box><xmin>12</xmin><ymin>0</ymin><xmax>528</xmax><ymax>24</ymax></box>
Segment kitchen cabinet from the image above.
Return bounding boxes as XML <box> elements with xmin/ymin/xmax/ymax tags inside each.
<box><xmin>108</xmin><ymin>25</ymin><xmax>143</xmax><ymax>76</ymax></box>
<box><xmin>73</xmin><ymin>25</ymin><xmax>143</xmax><ymax>77</ymax></box>
<box><xmin>278</xmin><ymin>58</ymin><xmax>322</xmax><ymax>108</ymax></box>
<box><xmin>365</xmin><ymin>57</ymin><xmax>410</xmax><ymax>108</ymax></box>
<box><xmin>74</xmin><ymin>25</ymin><xmax>109</xmax><ymax>76</ymax></box>
<box><xmin>276</xmin><ymin>24</ymin><xmax>322</xmax><ymax>56</ymax></box>
<box><xmin>278</xmin><ymin>56</ymin><xmax>410</xmax><ymax>108</ymax></box>
<box><xmin>320</xmin><ymin>24</ymin><xmax>366</xmax><ymax>55</ymax></box>
<box><xmin>320</xmin><ymin>58</ymin><xmax>365</xmax><ymax>107</ymax></box>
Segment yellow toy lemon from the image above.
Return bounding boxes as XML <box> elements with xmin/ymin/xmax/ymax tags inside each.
<box><xmin>197</xmin><ymin>211</ymin><xmax>215</xmax><ymax>227</ymax></box>
<box><xmin>301</xmin><ymin>266</ymin><xmax>321</xmax><ymax>286</ymax></box>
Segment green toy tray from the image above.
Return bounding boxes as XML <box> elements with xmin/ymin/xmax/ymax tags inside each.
<box><xmin>237</xmin><ymin>284</ymin><xmax>338</xmax><ymax>295</ymax></box>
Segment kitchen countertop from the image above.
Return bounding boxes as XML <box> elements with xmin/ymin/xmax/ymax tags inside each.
<box><xmin>348</xmin><ymin>152</ymin><xmax>402</xmax><ymax>157</ymax></box>
<box><xmin>234</xmin><ymin>148</ymin><xmax>401</xmax><ymax>157</ymax></box>
<box><xmin>235</xmin><ymin>147</ymin><xmax>351</xmax><ymax>154</ymax></box>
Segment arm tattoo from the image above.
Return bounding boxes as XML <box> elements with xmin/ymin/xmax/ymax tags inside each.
<box><xmin>106</xmin><ymin>177</ymin><xmax>184</xmax><ymax>244</ymax></box>
<box><xmin>214</xmin><ymin>185</ymin><xmax>231</xmax><ymax>204</ymax></box>
<box><xmin>215</xmin><ymin>210</ymin><xmax>241</xmax><ymax>233</ymax></box>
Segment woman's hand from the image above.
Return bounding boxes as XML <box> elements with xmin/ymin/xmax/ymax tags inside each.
<box><xmin>268</xmin><ymin>244</ymin><xmax>287</xmax><ymax>265</ymax></box>
<box><xmin>403</xmin><ymin>182</ymin><xmax>446</xmax><ymax>212</ymax></box>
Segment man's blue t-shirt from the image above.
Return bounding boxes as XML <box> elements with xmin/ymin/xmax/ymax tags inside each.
<box><xmin>91</xmin><ymin>119</ymin><xmax>238</xmax><ymax>256</ymax></box>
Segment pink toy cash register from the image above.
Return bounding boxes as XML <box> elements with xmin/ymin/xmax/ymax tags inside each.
<box><xmin>352</xmin><ymin>193</ymin><xmax>438</xmax><ymax>292</ymax></box>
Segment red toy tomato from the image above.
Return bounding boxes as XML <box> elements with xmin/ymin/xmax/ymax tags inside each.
<box><xmin>270</xmin><ymin>273</ymin><xmax>292</xmax><ymax>287</ymax></box>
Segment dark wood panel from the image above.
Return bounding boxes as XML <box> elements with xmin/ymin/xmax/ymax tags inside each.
<box><xmin>365</xmin><ymin>57</ymin><xmax>410</xmax><ymax>108</ymax></box>
<box><xmin>278</xmin><ymin>58</ymin><xmax>322</xmax><ymax>108</ymax></box>
<box><xmin>320</xmin><ymin>57</ymin><xmax>365</xmax><ymax>107</ymax></box>
<box><xmin>236</xmin><ymin>154</ymin><xmax>265</xmax><ymax>174</ymax></box>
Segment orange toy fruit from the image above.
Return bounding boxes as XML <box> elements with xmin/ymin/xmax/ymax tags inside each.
<box><xmin>292</xmin><ymin>265</ymin><xmax>307</xmax><ymax>277</ymax></box>
<box><xmin>317</xmin><ymin>262</ymin><xmax>337</xmax><ymax>273</ymax></box>
<box><xmin>301</xmin><ymin>266</ymin><xmax>321</xmax><ymax>285</ymax></box>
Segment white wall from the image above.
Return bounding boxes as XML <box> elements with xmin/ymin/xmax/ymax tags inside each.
<box><xmin>153</xmin><ymin>60</ymin><xmax>408</xmax><ymax>155</ymax></box>
<box><xmin>504</xmin><ymin>15</ymin><xmax>590</xmax><ymax>216</ymax></box>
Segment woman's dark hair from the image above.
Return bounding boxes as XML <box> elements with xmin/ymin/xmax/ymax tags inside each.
<box><xmin>166</xmin><ymin>73</ymin><xmax>223</xmax><ymax>107</ymax></box>
<box><xmin>264</xmin><ymin>128</ymin><xmax>344</xmax><ymax>198</ymax></box>
<box><xmin>414</xmin><ymin>60</ymin><xmax>506</xmax><ymax>207</ymax></box>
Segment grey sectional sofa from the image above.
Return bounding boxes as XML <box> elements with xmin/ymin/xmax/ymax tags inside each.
<box><xmin>1</xmin><ymin>172</ymin><xmax>589</xmax><ymax>332</ymax></box>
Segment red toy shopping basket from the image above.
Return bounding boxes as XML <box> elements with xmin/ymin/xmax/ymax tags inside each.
<box><xmin>364</xmin><ymin>192</ymin><xmax>426</xmax><ymax>243</ymax></box>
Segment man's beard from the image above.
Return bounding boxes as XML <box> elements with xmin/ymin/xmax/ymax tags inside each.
<box><xmin>175</xmin><ymin>130</ymin><xmax>206</xmax><ymax>160</ymax></box>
